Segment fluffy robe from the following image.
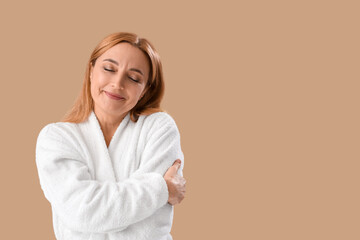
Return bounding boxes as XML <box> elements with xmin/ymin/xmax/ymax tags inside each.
<box><xmin>35</xmin><ymin>111</ymin><xmax>184</xmax><ymax>240</ymax></box>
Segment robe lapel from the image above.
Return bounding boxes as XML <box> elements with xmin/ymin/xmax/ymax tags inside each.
<box><xmin>85</xmin><ymin>111</ymin><xmax>117</xmax><ymax>182</ymax></box>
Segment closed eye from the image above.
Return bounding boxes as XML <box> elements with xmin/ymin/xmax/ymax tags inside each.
<box><xmin>128</xmin><ymin>76</ymin><xmax>140</xmax><ymax>83</ymax></box>
<box><xmin>104</xmin><ymin>67</ymin><xmax>115</xmax><ymax>72</ymax></box>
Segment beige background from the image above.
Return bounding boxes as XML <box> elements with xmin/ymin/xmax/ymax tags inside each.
<box><xmin>0</xmin><ymin>0</ymin><xmax>359</xmax><ymax>239</ymax></box>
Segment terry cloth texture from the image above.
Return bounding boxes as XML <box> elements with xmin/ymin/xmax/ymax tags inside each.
<box><xmin>35</xmin><ymin>111</ymin><xmax>184</xmax><ymax>240</ymax></box>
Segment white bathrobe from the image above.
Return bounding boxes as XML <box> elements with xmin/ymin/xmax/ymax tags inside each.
<box><xmin>35</xmin><ymin>110</ymin><xmax>184</xmax><ymax>240</ymax></box>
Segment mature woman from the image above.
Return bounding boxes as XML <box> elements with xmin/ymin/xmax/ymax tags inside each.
<box><xmin>35</xmin><ymin>32</ymin><xmax>186</xmax><ymax>240</ymax></box>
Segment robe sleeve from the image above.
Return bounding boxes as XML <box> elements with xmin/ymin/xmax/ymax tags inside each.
<box><xmin>35</xmin><ymin>121</ymin><xmax>173</xmax><ymax>234</ymax></box>
<box><xmin>131</xmin><ymin>112</ymin><xmax>184</xmax><ymax>178</ymax></box>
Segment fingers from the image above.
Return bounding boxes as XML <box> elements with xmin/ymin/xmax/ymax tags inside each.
<box><xmin>164</xmin><ymin>159</ymin><xmax>186</xmax><ymax>205</ymax></box>
<box><xmin>174</xmin><ymin>160</ymin><xmax>181</xmax><ymax>172</ymax></box>
<box><xmin>173</xmin><ymin>159</ymin><xmax>181</xmax><ymax>169</ymax></box>
<box><xmin>166</xmin><ymin>159</ymin><xmax>182</xmax><ymax>176</ymax></box>
<box><xmin>168</xmin><ymin>175</ymin><xmax>186</xmax><ymax>205</ymax></box>
<box><xmin>182</xmin><ymin>177</ymin><xmax>186</xmax><ymax>186</ymax></box>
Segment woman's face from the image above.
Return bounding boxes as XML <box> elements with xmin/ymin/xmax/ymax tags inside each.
<box><xmin>90</xmin><ymin>43</ymin><xmax>150</xmax><ymax>120</ymax></box>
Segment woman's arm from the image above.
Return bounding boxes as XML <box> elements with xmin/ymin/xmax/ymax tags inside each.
<box><xmin>164</xmin><ymin>159</ymin><xmax>186</xmax><ymax>205</ymax></box>
<box><xmin>131</xmin><ymin>112</ymin><xmax>184</xmax><ymax>177</ymax></box>
<box><xmin>35</xmin><ymin>113</ymin><xmax>184</xmax><ymax>234</ymax></box>
<box><xmin>130</xmin><ymin>113</ymin><xmax>186</xmax><ymax>205</ymax></box>
<box><xmin>36</xmin><ymin>124</ymin><xmax>168</xmax><ymax>234</ymax></box>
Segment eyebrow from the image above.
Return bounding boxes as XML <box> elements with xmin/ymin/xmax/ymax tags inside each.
<box><xmin>129</xmin><ymin>68</ymin><xmax>144</xmax><ymax>76</ymax></box>
<box><xmin>103</xmin><ymin>58</ymin><xmax>144</xmax><ymax>76</ymax></box>
<box><xmin>103</xmin><ymin>58</ymin><xmax>119</xmax><ymax>65</ymax></box>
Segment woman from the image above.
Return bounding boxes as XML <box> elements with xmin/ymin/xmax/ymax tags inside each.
<box><xmin>35</xmin><ymin>32</ymin><xmax>186</xmax><ymax>240</ymax></box>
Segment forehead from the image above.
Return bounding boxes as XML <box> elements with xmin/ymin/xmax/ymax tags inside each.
<box><xmin>99</xmin><ymin>42</ymin><xmax>150</xmax><ymax>71</ymax></box>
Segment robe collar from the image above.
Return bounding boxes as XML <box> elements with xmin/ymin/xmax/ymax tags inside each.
<box><xmin>84</xmin><ymin>110</ymin><xmax>131</xmax><ymax>181</ymax></box>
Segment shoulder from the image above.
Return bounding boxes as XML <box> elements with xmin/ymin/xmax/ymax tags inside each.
<box><xmin>36</xmin><ymin>121</ymin><xmax>80</xmax><ymax>145</ymax></box>
<box><xmin>138</xmin><ymin>111</ymin><xmax>181</xmax><ymax>138</ymax></box>
<box><xmin>140</xmin><ymin>111</ymin><xmax>179</xmax><ymax>130</ymax></box>
<box><xmin>36</xmin><ymin>121</ymin><xmax>84</xmax><ymax>160</ymax></box>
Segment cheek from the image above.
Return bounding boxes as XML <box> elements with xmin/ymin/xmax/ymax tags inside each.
<box><xmin>133</xmin><ymin>86</ymin><xmax>146</xmax><ymax>100</ymax></box>
<box><xmin>91</xmin><ymin>75</ymin><xmax>107</xmax><ymax>93</ymax></box>
<box><xmin>90</xmin><ymin>80</ymin><xmax>99</xmax><ymax>95</ymax></box>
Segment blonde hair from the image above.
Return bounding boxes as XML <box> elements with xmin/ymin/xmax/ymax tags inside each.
<box><xmin>62</xmin><ymin>32</ymin><xmax>165</xmax><ymax>123</ymax></box>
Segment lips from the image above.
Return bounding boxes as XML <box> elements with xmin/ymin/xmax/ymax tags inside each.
<box><xmin>104</xmin><ymin>91</ymin><xmax>125</xmax><ymax>100</ymax></box>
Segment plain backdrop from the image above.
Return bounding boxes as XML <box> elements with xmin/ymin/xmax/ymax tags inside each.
<box><xmin>0</xmin><ymin>0</ymin><xmax>359</xmax><ymax>239</ymax></box>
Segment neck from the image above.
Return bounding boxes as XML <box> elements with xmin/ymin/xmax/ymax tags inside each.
<box><xmin>93</xmin><ymin>106</ymin><xmax>128</xmax><ymax>146</ymax></box>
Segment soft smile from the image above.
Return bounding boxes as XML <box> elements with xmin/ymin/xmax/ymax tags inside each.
<box><xmin>104</xmin><ymin>91</ymin><xmax>125</xmax><ymax>100</ymax></box>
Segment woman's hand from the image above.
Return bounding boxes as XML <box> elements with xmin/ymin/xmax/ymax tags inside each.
<box><xmin>164</xmin><ymin>159</ymin><xmax>186</xmax><ymax>205</ymax></box>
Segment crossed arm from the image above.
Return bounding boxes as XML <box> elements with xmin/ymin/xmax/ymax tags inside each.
<box><xmin>35</xmin><ymin>115</ymin><xmax>186</xmax><ymax>234</ymax></box>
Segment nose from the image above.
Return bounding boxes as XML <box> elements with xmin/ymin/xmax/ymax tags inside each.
<box><xmin>112</xmin><ymin>71</ymin><xmax>126</xmax><ymax>90</ymax></box>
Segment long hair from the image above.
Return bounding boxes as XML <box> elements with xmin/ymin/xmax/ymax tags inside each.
<box><xmin>62</xmin><ymin>32</ymin><xmax>165</xmax><ymax>123</ymax></box>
